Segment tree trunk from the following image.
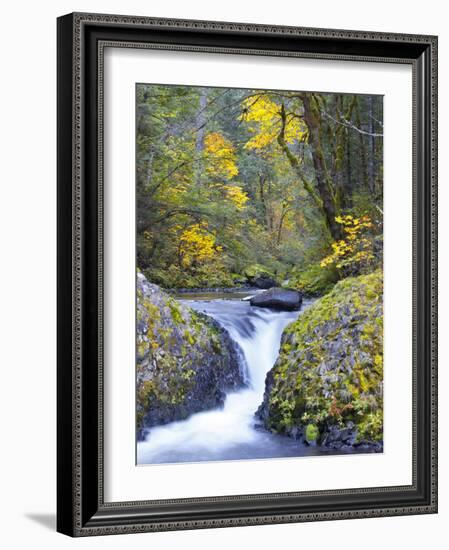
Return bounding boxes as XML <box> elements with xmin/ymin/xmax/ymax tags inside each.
<box><xmin>300</xmin><ymin>96</ymin><xmax>342</xmax><ymax>240</ymax></box>
<box><xmin>258</xmin><ymin>173</ymin><xmax>269</xmax><ymax>228</ymax></box>
<box><xmin>367</xmin><ymin>95</ymin><xmax>375</xmax><ymax>192</ymax></box>
<box><xmin>195</xmin><ymin>88</ymin><xmax>208</xmax><ymax>184</ymax></box>
<box><xmin>276</xmin><ymin>204</ymin><xmax>290</xmax><ymax>245</ymax></box>
<box><xmin>355</xmin><ymin>97</ymin><xmax>369</xmax><ymax>191</ymax></box>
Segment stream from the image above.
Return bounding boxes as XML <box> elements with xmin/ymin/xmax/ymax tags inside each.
<box><xmin>137</xmin><ymin>292</ymin><xmax>339</xmax><ymax>465</ymax></box>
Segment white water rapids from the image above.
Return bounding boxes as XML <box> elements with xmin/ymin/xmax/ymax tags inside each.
<box><xmin>137</xmin><ymin>293</ymin><xmax>321</xmax><ymax>464</ymax></box>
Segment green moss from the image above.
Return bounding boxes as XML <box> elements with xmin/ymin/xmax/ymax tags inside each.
<box><xmin>286</xmin><ymin>262</ymin><xmax>339</xmax><ymax>295</ymax></box>
<box><xmin>356</xmin><ymin>410</ymin><xmax>383</xmax><ymax>442</ymax></box>
<box><xmin>181</xmin><ymin>368</ymin><xmax>195</xmax><ymax>381</ymax></box>
<box><xmin>209</xmin><ymin>332</ymin><xmax>222</xmax><ymax>354</ymax></box>
<box><xmin>189</xmin><ymin>310</ymin><xmax>206</xmax><ymax>333</ymax></box>
<box><xmin>183</xmin><ymin>329</ymin><xmax>196</xmax><ymax>345</ymax></box>
<box><xmin>264</xmin><ymin>270</ymin><xmax>383</xmax><ymax>443</ymax></box>
<box><xmin>168</xmin><ymin>298</ymin><xmax>184</xmax><ymax>325</ymax></box>
<box><xmin>243</xmin><ymin>263</ymin><xmax>275</xmax><ymax>280</ymax></box>
<box><xmin>136</xmin><ymin>275</ymin><xmax>242</xmax><ymax>430</ymax></box>
<box><xmin>144</xmin><ymin>264</ymin><xmax>236</xmax><ymax>290</ymax></box>
<box><xmin>143</xmin><ymin>301</ymin><xmax>161</xmax><ymax>342</ymax></box>
<box><xmin>305</xmin><ymin>424</ymin><xmax>319</xmax><ymax>442</ymax></box>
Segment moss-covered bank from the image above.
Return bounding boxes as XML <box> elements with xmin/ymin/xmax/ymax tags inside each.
<box><xmin>257</xmin><ymin>270</ymin><xmax>383</xmax><ymax>450</ymax></box>
<box><xmin>137</xmin><ymin>272</ymin><xmax>245</xmax><ymax>436</ymax></box>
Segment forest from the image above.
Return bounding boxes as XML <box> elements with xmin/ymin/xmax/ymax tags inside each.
<box><xmin>136</xmin><ymin>84</ymin><xmax>383</xmax><ymax>294</ymax></box>
<box><xmin>136</xmin><ymin>84</ymin><xmax>385</xmax><ymax>461</ymax></box>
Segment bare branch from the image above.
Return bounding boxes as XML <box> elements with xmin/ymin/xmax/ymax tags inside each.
<box><xmin>368</xmin><ymin>113</ymin><xmax>384</xmax><ymax>127</ymax></box>
<box><xmin>322</xmin><ymin>110</ymin><xmax>383</xmax><ymax>137</ymax></box>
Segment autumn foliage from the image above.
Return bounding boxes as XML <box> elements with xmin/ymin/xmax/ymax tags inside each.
<box><xmin>320</xmin><ymin>215</ymin><xmax>376</xmax><ymax>274</ymax></box>
<box><xmin>136</xmin><ymin>83</ymin><xmax>383</xmax><ymax>290</ymax></box>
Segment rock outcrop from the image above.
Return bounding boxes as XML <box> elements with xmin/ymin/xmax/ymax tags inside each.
<box><xmin>256</xmin><ymin>270</ymin><xmax>383</xmax><ymax>451</ymax></box>
<box><xmin>137</xmin><ymin>272</ymin><xmax>245</xmax><ymax>437</ymax></box>
<box><xmin>243</xmin><ymin>264</ymin><xmax>279</xmax><ymax>289</ymax></box>
<box><xmin>250</xmin><ymin>288</ymin><xmax>303</xmax><ymax>311</ymax></box>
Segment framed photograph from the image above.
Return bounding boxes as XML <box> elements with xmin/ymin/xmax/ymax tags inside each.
<box><xmin>57</xmin><ymin>12</ymin><xmax>438</xmax><ymax>536</ymax></box>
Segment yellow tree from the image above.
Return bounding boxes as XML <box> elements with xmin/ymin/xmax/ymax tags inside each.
<box><xmin>178</xmin><ymin>223</ymin><xmax>221</xmax><ymax>268</ymax></box>
<box><xmin>320</xmin><ymin>215</ymin><xmax>375</xmax><ymax>272</ymax></box>
<box><xmin>204</xmin><ymin>132</ymin><xmax>239</xmax><ymax>179</ymax></box>
<box><xmin>239</xmin><ymin>92</ymin><xmax>358</xmax><ymax>241</ymax></box>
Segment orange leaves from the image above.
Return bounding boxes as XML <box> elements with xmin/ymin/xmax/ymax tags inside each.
<box><xmin>328</xmin><ymin>396</ymin><xmax>354</xmax><ymax>420</ymax></box>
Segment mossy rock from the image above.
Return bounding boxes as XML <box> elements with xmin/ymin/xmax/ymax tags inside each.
<box><xmin>286</xmin><ymin>262</ymin><xmax>339</xmax><ymax>296</ymax></box>
<box><xmin>257</xmin><ymin>270</ymin><xmax>383</xmax><ymax>447</ymax></box>
<box><xmin>136</xmin><ymin>271</ymin><xmax>245</xmax><ymax>434</ymax></box>
<box><xmin>243</xmin><ymin>263</ymin><xmax>275</xmax><ymax>281</ymax></box>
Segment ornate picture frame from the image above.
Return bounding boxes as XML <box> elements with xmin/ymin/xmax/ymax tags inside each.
<box><xmin>57</xmin><ymin>12</ymin><xmax>437</xmax><ymax>536</ymax></box>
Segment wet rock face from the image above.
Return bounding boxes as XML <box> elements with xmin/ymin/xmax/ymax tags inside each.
<box><xmin>256</xmin><ymin>270</ymin><xmax>383</xmax><ymax>450</ymax></box>
<box><xmin>250</xmin><ymin>288</ymin><xmax>303</xmax><ymax>311</ymax></box>
<box><xmin>136</xmin><ymin>272</ymin><xmax>245</xmax><ymax>435</ymax></box>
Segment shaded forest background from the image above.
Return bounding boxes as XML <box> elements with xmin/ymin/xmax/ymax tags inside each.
<box><xmin>136</xmin><ymin>84</ymin><xmax>383</xmax><ymax>294</ymax></box>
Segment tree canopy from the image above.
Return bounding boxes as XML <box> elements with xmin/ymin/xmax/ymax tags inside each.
<box><xmin>136</xmin><ymin>84</ymin><xmax>383</xmax><ymax>292</ymax></box>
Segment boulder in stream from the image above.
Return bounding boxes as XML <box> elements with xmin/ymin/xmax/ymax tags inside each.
<box><xmin>250</xmin><ymin>288</ymin><xmax>302</xmax><ymax>311</ymax></box>
<box><xmin>256</xmin><ymin>270</ymin><xmax>383</xmax><ymax>451</ymax></box>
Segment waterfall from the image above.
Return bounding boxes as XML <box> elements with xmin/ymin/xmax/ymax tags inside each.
<box><xmin>137</xmin><ymin>296</ymin><xmax>312</xmax><ymax>465</ymax></box>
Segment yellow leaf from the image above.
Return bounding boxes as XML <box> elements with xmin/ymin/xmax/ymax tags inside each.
<box><xmin>204</xmin><ymin>132</ymin><xmax>239</xmax><ymax>179</ymax></box>
<box><xmin>223</xmin><ymin>184</ymin><xmax>249</xmax><ymax>210</ymax></box>
<box><xmin>240</xmin><ymin>95</ymin><xmax>307</xmax><ymax>150</ymax></box>
<box><xmin>179</xmin><ymin>223</ymin><xmax>217</xmax><ymax>267</ymax></box>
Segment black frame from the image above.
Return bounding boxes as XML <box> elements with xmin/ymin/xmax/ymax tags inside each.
<box><xmin>57</xmin><ymin>12</ymin><xmax>438</xmax><ymax>537</ymax></box>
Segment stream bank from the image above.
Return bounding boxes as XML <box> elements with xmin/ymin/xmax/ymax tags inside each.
<box><xmin>137</xmin><ymin>271</ymin><xmax>383</xmax><ymax>464</ymax></box>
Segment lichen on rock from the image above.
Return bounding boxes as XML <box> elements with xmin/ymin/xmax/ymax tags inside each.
<box><xmin>256</xmin><ymin>270</ymin><xmax>383</xmax><ymax>451</ymax></box>
<box><xmin>136</xmin><ymin>271</ymin><xmax>245</xmax><ymax>437</ymax></box>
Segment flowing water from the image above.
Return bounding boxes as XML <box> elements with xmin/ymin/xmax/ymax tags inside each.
<box><xmin>137</xmin><ymin>292</ymin><xmax>336</xmax><ymax>465</ymax></box>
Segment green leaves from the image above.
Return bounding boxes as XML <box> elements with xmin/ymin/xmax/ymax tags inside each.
<box><xmin>136</xmin><ymin>83</ymin><xmax>383</xmax><ymax>291</ymax></box>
